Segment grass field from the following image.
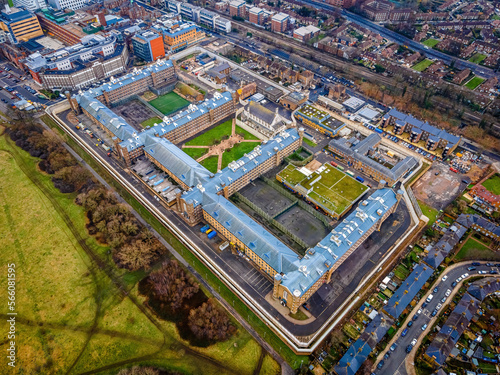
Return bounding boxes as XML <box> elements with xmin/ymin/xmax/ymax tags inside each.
<box><xmin>149</xmin><ymin>91</ymin><xmax>190</xmax><ymax>115</ymax></box>
<box><xmin>468</xmin><ymin>53</ymin><xmax>487</xmax><ymax>64</ymax></box>
<box><xmin>183</xmin><ymin>147</ymin><xmax>208</xmax><ymax>160</ymax></box>
<box><xmin>186</xmin><ymin>120</ymin><xmax>233</xmax><ymax>146</ymax></box>
<box><xmin>40</xmin><ymin>115</ymin><xmax>308</xmax><ymax>368</ymax></box>
<box><xmin>418</xmin><ymin>200</ymin><xmax>439</xmax><ymax>226</ymax></box>
<box><xmin>464</xmin><ymin>76</ymin><xmax>485</xmax><ymax>90</ymax></box>
<box><xmin>412</xmin><ymin>59</ymin><xmax>434</xmax><ymax>72</ymax></box>
<box><xmin>455</xmin><ymin>238</ymin><xmax>500</xmax><ymax>262</ymax></box>
<box><xmin>482</xmin><ymin>174</ymin><xmax>500</xmax><ymax>195</ymax></box>
<box><xmin>221</xmin><ymin>142</ymin><xmax>259</xmax><ymax>170</ymax></box>
<box><xmin>279</xmin><ymin>163</ymin><xmax>367</xmax><ymax>215</ymax></box>
<box><xmin>0</xmin><ymin>131</ymin><xmax>280</xmax><ymax>375</ymax></box>
<box><xmin>422</xmin><ymin>38</ymin><xmax>440</xmax><ymax>48</ymax></box>
<box><xmin>141</xmin><ymin>116</ymin><xmax>162</xmax><ymax>128</ymax></box>
<box><xmin>201</xmin><ymin>155</ymin><xmax>219</xmax><ymax>173</ymax></box>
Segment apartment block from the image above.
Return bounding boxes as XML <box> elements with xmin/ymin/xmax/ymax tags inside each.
<box><xmin>249</xmin><ymin>7</ymin><xmax>264</xmax><ymax>25</ymax></box>
<box><xmin>271</xmin><ymin>12</ymin><xmax>289</xmax><ymax>33</ymax></box>
<box><xmin>229</xmin><ymin>0</ymin><xmax>246</xmax><ymax>18</ymax></box>
<box><xmin>152</xmin><ymin>20</ymin><xmax>204</xmax><ymax>53</ymax></box>
<box><xmin>293</xmin><ymin>25</ymin><xmax>320</xmax><ymax>42</ymax></box>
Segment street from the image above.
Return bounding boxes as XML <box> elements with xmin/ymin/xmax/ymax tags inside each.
<box><xmin>374</xmin><ymin>262</ymin><xmax>500</xmax><ymax>375</ymax></box>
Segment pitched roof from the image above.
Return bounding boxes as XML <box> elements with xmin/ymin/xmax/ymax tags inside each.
<box><xmin>334</xmin><ymin>339</ymin><xmax>372</xmax><ymax>375</ymax></box>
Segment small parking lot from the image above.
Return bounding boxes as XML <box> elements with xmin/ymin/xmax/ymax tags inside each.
<box><xmin>243</xmin><ymin>267</ymin><xmax>273</xmax><ymax>296</ymax></box>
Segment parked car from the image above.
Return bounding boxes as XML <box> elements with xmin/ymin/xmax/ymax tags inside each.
<box><xmin>433</xmin><ymin>286</ymin><xmax>439</xmax><ymax>293</ymax></box>
<box><xmin>407</xmin><ymin>321</ymin><xmax>413</xmax><ymax>327</ymax></box>
<box><xmin>377</xmin><ymin>360</ymin><xmax>385</xmax><ymax>369</ymax></box>
<box><xmin>441</xmin><ymin>296</ymin><xmax>447</xmax><ymax>303</ymax></box>
<box><xmin>402</xmin><ymin>328</ymin><xmax>408</xmax><ymax>337</ymax></box>
<box><xmin>411</xmin><ymin>338</ymin><xmax>418</xmax><ymax>346</ymax></box>
<box><xmin>441</xmin><ymin>275</ymin><xmax>448</xmax><ymax>282</ymax></box>
<box><xmin>390</xmin><ymin>343</ymin><xmax>397</xmax><ymax>352</ymax></box>
<box><xmin>431</xmin><ymin>310</ymin><xmax>438</xmax><ymax>317</ymax></box>
<box><xmin>445</xmin><ymin>289</ymin><xmax>451</xmax><ymax>297</ymax></box>
<box><xmin>421</xmin><ymin>324</ymin><xmax>428</xmax><ymax>331</ymax></box>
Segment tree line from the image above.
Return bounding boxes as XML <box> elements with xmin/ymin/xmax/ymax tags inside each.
<box><xmin>7</xmin><ymin>113</ymin><xmax>236</xmax><ymax>346</ymax></box>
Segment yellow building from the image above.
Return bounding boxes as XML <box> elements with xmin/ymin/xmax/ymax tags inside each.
<box><xmin>0</xmin><ymin>7</ymin><xmax>43</xmax><ymax>44</ymax></box>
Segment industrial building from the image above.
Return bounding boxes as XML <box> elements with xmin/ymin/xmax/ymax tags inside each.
<box><xmin>25</xmin><ymin>34</ymin><xmax>129</xmax><ymax>90</ymax></box>
<box><xmin>382</xmin><ymin>108</ymin><xmax>461</xmax><ymax>157</ymax></box>
<box><xmin>132</xmin><ymin>30</ymin><xmax>165</xmax><ymax>62</ymax></box>
<box><xmin>328</xmin><ymin>134</ymin><xmax>418</xmax><ymax>186</ymax></box>
<box><xmin>0</xmin><ymin>5</ymin><xmax>43</xmax><ymax>44</ymax></box>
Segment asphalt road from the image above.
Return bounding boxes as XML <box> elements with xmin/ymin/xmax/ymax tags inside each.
<box><xmin>374</xmin><ymin>262</ymin><xmax>500</xmax><ymax>375</ymax></box>
<box><xmin>57</xmin><ymin>108</ymin><xmax>411</xmax><ymax>336</ymax></box>
<box><xmin>293</xmin><ymin>0</ymin><xmax>499</xmax><ymax>80</ymax></box>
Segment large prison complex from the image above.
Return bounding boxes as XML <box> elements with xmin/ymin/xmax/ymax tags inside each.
<box><xmin>69</xmin><ymin>60</ymin><xmax>403</xmax><ymax>313</ymax></box>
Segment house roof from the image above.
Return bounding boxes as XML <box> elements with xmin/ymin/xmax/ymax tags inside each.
<box><xmin>384</xmin><ymin>263</ymin><xmax>434</xmax><ymax>319</ymax></box>
<box><xmin>334</xmin><ymin>339</ymin><xmax>372</xmax><ymax>375</ymax></box>
<box><xmin>423</xmin><ymin>223</ymin><xmax>468</xmax><ymax>268</ymax></box>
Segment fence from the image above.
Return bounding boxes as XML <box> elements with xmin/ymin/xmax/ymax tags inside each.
<box><xmin>149</xmin><ymin>81</ymin><xmax>176</xmax><ymax>96</ymax></box>
<box><xmin>232</xmin><ymin>192</ymin><xmax>308</xmax><ymax>249</ymax></box>
<box><xmin>407</xmin><ymin>187</ymin><xmax>423</xmax><ymax>218</ymax></box>
<box><xmin>261</xmin><ymin>177</ymin><xmax>332</xmax><ymax>227</ymax></box>
<box><xmin>137</xmin><ymin>96</ymin><xmax>165</xmax><ymax>118</ymax></box>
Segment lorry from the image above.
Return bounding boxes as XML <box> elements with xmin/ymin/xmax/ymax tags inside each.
<box><xmin>207</xmin><ymin>231</ymin><xmax>217</xmax><ymax>239</ymax></box>
<box><xmin>101</xmin><ymin>144</ymin><xmax>111</xmax><ymax>152</ymax></box>
<box><xmin>330</xmin><ymin>161</ymin><xmax>338</xmax><ymax>167</ymax></box>
<box><xmin>356</xmin><ymin>176</ymin><xmax>365</xmax><ymax>183</ymax></box>
<box><xmin>374</xmin><ymin>128</ymin><xmax>383</xmax><ymax>134</ymax></box>
<box><xmin>337</xmin><ymin>165</ymin><xmax>345</xmax><ymax>171</ymax></box>
<box><xmin>346</xmin><ymin>170</ymin><xmax>355</xmax><ymax>177</ymax></box>
<box><xmin>200</xmin><ymin>225</ymin><xmax>210</xmax><ymax>233</ymax></box>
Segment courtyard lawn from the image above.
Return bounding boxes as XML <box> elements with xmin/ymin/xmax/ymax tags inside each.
<box><xmin>0</xmin><ymin>131</ymin><xmax>279</xmax><ymax>375</ymax></box>
<box><xmin>201</xmin><ymin>155</ymin><xmax>219</xmax><ymax>173</ymax></box>
<box><xmin>418</xmin><ymin>200</ymin><xmax>439</xmax><ymax>226</ymax></box>
<box><xmin>149</xmin><ymin>91</ymin><xmax>190</xmax><ymax>115</ymax></box>
<box><xmin>221</xmin><ymin>142</ymin><xmax>260</xmax><ymax>170</ymax></box>
<box><xmin>183</xmin><ymin>147</ymin><xmax>208</xmax><ymax>160</ymax></box>
<box><xmin>185</xmin><ymin>120</ymin><xmax>233</xmax><ymax>146</ymax></box>
<box><xmin>464</xmin><ymin>76</ymin><xmax>485</xmax><ymax>90</ymax></box>
<box><xmin>141</xmin><ymin>116</ymin><xmax>162</xmax><ymax>128</ymax></box>
<box><xmin>455</xmin><ymin>237</ymin><xmax>500</xmax><ymax>262</ymax></box>
<box><xmin>235</xmin><ymin>125</ymin><xmax>260</xmax><ymax>140</ymax></box>
<box><xmin>412</xmin><ymin>59</ymin><xmax>434</xmax><ymax>72</ymax></box>
<box><xmin>422</xmin><ymin>38</ymin><xmax>440</xmax><ymax>48</ymax></box>
<box><xmin>482</xmin><ymin>174</ymin><xmax>500</xmax><ymax>195</ymax></box>
<box><xmin>468</xmin><ymin>53</ymin><xmax>487</xmax><ymax>64</ymax></box>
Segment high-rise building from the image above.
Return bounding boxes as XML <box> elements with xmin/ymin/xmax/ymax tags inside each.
<box><xmin>132</xmin><ymin>30</ymin><xmax>165</xmax><ymax>62</ymax></box>
<box><xmin>271</xmin><ymin>12</ymin><xmax>288</xmax><ymax>33</ymax></box>
<box><xmin>12</xmin><ymin>0</ymin><xmax>46</xmax><ymax>12</ymax></box>
<box><xmin>0</xmin><ymin>5</ymin><xmax>43</xmax><ymax>44</ymax></box>
<box><xmin>229</xmin><ymin>0</ymin><xmax>245</xmax><ymax>18</ymax></box>
<box><xmin>47</xmin><ymin>0</ymin><xmax>88</xmax><ymax>10</ymax></box>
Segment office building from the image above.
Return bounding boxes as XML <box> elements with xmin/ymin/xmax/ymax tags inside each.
<box><xmin>47</xmin><ymin>0</ymin><xmax>88</xmax><ymax>10</ymax></box>
<box><xmin>0</xmin><ymin>5</ymin><xmax>43</xmax><ymax>44</ymax></box>
<box><xmin>25</xmin><ymin>34</ymin><xmax>129</xmax><ymax>90</ymax></box>
<box><xmin>271</xmin><ymin>12</ymin><xmax>289</xmax><ymax>33</ymax></box>
<box><xmin>295</xmin><ymin>104</ymin><xmax>346</xmax><ymax>137</ymax></box>
<box><xmin>12</xmin><ymin>0</ymin><xmax>46</xmax><ymax>12</ymax></box>
<box><xmin>229</xmin><ymin>0</ymin><xmax>246</xmax><ymax>18</ymax></box>
<box><xmin>152</xmin><ymin>20</ymin><xmax>204</xmax><ymax>53</ymax></box>
<box><xmin>132</xmin><ymin>30</ymin><xmax>165</xmax><ymax>62</ymax></box>
<box><xmin>35</xmin><ymin>8</ymin><xmax>87</xmax><ymax>45</ymax></box>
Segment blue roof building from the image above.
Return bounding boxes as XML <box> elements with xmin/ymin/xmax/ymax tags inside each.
<box><xmin>334</xmin><ymin>339</ymin><xmax>372</xmax><ymax>375</ymax></box>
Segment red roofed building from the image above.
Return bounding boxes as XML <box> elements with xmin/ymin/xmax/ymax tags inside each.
<box><xmin>469</xmin><ymin>180</ymin><xmax>500</xmax><ymax>213</ymax></box>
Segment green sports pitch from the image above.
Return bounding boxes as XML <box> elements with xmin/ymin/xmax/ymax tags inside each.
<box><xmin>277</xmin><ymin>163</ymin><xmax>368</xmax><ymax>217</ymax></box>
<box><xmin>149</xmin><ymin>92</ymin><xmax>190</xmax><ymax>115</ymax></box>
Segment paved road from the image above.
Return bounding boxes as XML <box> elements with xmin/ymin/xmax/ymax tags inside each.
<box><xmin>374</xmin><ymin>261</ymin><xmax>500</xmax><ymax>375</ymax></box>
<box><xmin>294</xmin><ymin>0</ymin><xmax>499</xmax><ymax>80</ymax></box>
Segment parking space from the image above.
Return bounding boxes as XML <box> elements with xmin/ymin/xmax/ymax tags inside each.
<box><xmin>243</xmin><ymin>267</ymin><xmax>273</xmax><ymax>296</ymax></box>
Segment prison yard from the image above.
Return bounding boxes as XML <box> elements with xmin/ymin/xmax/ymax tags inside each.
<box><xmin>149</xmin><ymin>91</ymin><xmax>190</xmax><ymax>115</ymax></box>
<box><xmin>0</xmin><ymin>131</ymin><xmax>280</xmax><ymax>375</ymax></box>
<box><xmin>182</xmin><ymin>119</ymin><xmax>261</xmax><ymax>173</ymax></box>
<box><xmin>277</xmin><ymin>163</ymin><xmax>368</xmax><ymax>217</ymax></box>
